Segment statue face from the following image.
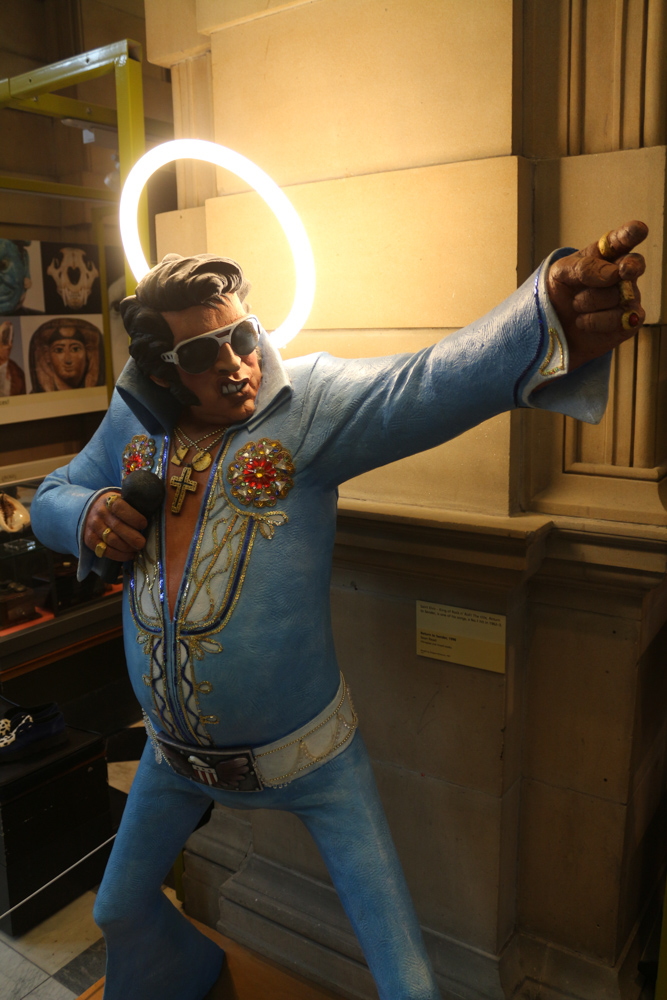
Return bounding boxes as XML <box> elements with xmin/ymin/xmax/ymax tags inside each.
<box><xmin>0</xmin><ymin>240</ymin><xmax>28</xmax><ymax>314</ymax></box>
<box><xmin>49</xmin><ymin>335</ymin><xmax>87</xmax><ymax>387</ymax></box>
<box><xmin>158</xmin><ymin>295</ymin><xmax>263</xmax><ymax>427</ymax></box>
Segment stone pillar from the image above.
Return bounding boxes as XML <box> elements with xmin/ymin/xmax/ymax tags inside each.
<box><xmin>145</xmin><ymin>0</ymin><xmax>214</xmax><ymax>210</ymax></box>
<box><xmin>185</xmin><ymin>508</ymin><xmax>553</xmax><ymax>1000</ymax></box>
<box><xmin>512</xmin><ymin>529</ymin><xmax>667</xmax><ymax>999</ymax></box>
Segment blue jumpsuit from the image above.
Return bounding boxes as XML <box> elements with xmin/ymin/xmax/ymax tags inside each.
<box><xmin>31</xmin><ymin>253</ymin><xmax>611</xmax><ymax>1000</ymax></box>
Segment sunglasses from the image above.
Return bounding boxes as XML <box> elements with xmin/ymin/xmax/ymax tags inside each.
<box><xmin>161</xmin><ymin>315</ymin><xmax>261</xmax><ymax>374</ymax></box>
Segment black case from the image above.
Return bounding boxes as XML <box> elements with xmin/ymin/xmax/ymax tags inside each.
<box><xmin>0</xmin><ymin>726</ymin><xmax>112</xmax><ymax>936</ymax></box>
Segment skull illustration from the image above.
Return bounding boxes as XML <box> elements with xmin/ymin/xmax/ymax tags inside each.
<box><xmin>47</xmin><ymin>248</ymin><xmax>99</xmax><ymax>309</ymax></box>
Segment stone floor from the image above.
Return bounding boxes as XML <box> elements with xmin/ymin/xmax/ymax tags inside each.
<box><xmin>0</xmin><ymin>883</ymin><xmax>181</xmax><ymax>1000</ymax></box>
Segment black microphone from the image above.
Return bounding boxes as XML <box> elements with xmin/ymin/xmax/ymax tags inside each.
<box><xmin>119</xmin><ymin>469</ymin><xmax>166</xmax><ymax>521</ymax></box>
<box><xmin>99</xmin><ymin>470</ymin><xmax>165</xmax><ymax>583</ymax></box>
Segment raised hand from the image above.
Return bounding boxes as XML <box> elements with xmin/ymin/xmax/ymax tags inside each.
<box><xmin>83</xmin><ymin>491</ymin><xmax>147</xmax><ymax>561</ymax></box>
<box><xmin>547</xmin><ymin>220</ymin><xmax>648</xmax><ymax>371</ymax></box>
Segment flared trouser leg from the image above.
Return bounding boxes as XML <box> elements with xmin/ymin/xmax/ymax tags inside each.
<box><xmin>94</xmin><ymin>731</ymin><xmax>439</xmax><ymax>1000</ymax></box>
<box><xmin>93</xmin><ymin>741</ymin><xmax>223</xmax><ymax>1000</ymax></box>
<box><xmin>285</xmin><ymin>734</ymin><xmax>441</xmax><ymax>1000</ymax></box>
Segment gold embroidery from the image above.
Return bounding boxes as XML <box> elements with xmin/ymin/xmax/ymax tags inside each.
<box><xmin>132</xmin><ymin>434</ymin><xmax>289</xmax><ymax>747</ymax></box>
<box><xmin>189</xmin><ymin>639</ymin><xmax>222</xmax><ymax>662</ymax></box>
<box><xmin>129</xmin><ymin>440</ymin><xmax>179</xmax><ymax>739</ymax></box>
<box><xmin>182</xmin><ymin>513</ymin><xmax>243</xmax><ymax>623</ymax></box>
<box><xmin>255</xmin><ymin>683</ymin><xmax>358</xmax><ymax>786</ymax></box>
<box><xmin>258</xmin><ymin>512</ymin><xmax>288</xmax><ymax>540</ymax></box>
<box><xmin>539</xmin><ymin>327</ymin><xmax>566</xmax><ymax>378</ymax></box>
<box><xmin>132</xmin><ymin>519</ymin><xmax>162</xmax><ymax>629</ymax></box>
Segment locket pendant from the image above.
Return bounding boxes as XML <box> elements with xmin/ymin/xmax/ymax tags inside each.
<box><xmin>192</xmin><ymin>450</ymin><xmax>212</xmax><ymax>472</ymax></box>
<box><xmin>171</xmin><ymin>444</ymin><xmax>189</xmax><ymax>467</ymax></box>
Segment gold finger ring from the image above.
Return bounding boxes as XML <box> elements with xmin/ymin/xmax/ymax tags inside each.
<box><xmin>94</xmin><ymin>540</ymin><xmax>107</xmax><ymax>558</ymax></box>
<box><xmin>105</xmin><ymin>493</ymin><xmax>120</xmax><ymax>511</ymax></box>
<box><xmin>621</xmin><ymin>311</ymin><xmax>640</xmax><ymax>331</ymax></box>
<box><xmin>619</xmin><ymin>280</ymin><xmax>634</xmax><ymax>306</ymax></box>
<box><xmin>598</xmin><ymin>231</ymin><xmax>615</xmax><ymax>260</ymax></box>
<box><xmin>102</xmin><ymin>527</ymin><xmax>111</xmax><ymax>542</ymax></box>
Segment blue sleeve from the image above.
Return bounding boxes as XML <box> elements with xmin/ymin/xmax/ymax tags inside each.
<box><xmin>31</xmin><ymin>393</ymin><xmax>126</xmax><ymax>577</ymax></box>
<box><xmin>294</xmin><ymin>251</ymin><xmax>611</xmax><ymax>489</ymax></box>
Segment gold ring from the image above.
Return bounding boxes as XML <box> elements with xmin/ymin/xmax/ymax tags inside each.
<box><xmin>94</xmin><ymin>540</ymin><xmax>107</xmax><ymax>558</ymax></box>
<box><xmin>598</xmin><ymin>231</ymin><xmax>615</xmax><ymax>260</ymax></box>
<box><xmin>621</xmin><ymin>311</ymin><xmax>640</xmax><ymax>331</ymax></box>
<box><xmin>105</xmin><ymin>493</ymin><xmax>120</xmax><ymax>511</ymax></box>
<box><xmin>102</xmin><ymin>527</ymin><xmax>111</xmax><ymax>542</ymax></box>
<box><xmin>619</xmin><ymin>280</ymin><xmax>634</xmax><ymax>306</ymax></box>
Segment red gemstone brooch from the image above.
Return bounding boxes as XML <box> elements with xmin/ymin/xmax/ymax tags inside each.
<box><xmin>227</xmin><ymin>439</ymin><xmax>295</xmax><ymax>508</ymax></box>
<box><xmin>122</xmin><ymin>434</ymin><xmax>156</xmax><ymax>478</ymax></box>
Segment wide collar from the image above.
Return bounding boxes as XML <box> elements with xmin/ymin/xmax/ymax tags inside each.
<box><xmin>114</xmin><ymin>331</ymin><xmax>293</xmax><ymax>435</ymax></box>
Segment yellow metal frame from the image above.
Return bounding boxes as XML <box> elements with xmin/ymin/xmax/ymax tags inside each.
<box><xmin>92</xmin><ymin>206</ymin><xmax>118</xmax><ymax>403</ymax></box>
<box><xmin>0</xmin><ymin>39</ymin><xmax>160</xmax><ymax>400</ymax></box>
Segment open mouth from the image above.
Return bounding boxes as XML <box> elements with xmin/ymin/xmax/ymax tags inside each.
<box><xmin>220</xmin><ymin>378</ymin><xmax>249</xmax><ymax>396</ymax></box>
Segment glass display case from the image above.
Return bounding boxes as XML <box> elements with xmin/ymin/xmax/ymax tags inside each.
<box><xmin>0</xmin><ymin>477</ymin><xmax>117</xmax><ymax>635</ymax></box>
<box><xmin>0</xmin><ymin>473</ymin><xmax>132</xmax><ymax>737</ymax></box>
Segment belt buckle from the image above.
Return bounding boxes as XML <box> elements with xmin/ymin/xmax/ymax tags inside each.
<box><xmin>157</xmin><ymin>735</ymin><xmax>264</xmax><ymax>792</ymax></box>
<box><xmin>188</xmin><ymin>746</ymin><xmax>264</xmax><ymax>792</ymax></box>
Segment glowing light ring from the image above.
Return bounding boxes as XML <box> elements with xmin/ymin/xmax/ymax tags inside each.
<box><xmin>119</xmin><ymin>139</ymin><xmax>315</xmax><ymax>349</ymax></box>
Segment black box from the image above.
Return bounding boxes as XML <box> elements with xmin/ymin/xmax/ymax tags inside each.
<box><xmin>0</xmin><ymin>726</ymin><xmax>113</xmax><ymax>936</ymax></box>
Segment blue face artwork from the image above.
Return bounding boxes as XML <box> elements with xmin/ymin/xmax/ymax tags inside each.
<box><xmin>0</xmin><ymin>240</ymin><xmax>29</xmax><ymax>314</ymax></box>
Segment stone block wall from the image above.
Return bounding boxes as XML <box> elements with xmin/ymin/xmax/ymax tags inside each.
<box><xmin>146</xmin><ymin>2</ymin><xmax>667</xmax><ymax>998</ymax></box>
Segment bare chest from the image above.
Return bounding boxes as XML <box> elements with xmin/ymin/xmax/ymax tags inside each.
<box><xmin>163</xmin><ymin>443</ymin><xmax>217</xmax><ymax>616</ymax></box>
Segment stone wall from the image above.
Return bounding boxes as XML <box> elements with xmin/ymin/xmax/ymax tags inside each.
<box><xmin>145</xmin><ymin>2</ymin><xmax>667</xmax><ymax>997</ymax></box>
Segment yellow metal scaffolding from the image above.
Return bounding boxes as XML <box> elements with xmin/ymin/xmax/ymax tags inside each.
<box><xmin>0</xmin><ymin>39</ymin><xmax>166</xmax><ymax>401</ymax></box>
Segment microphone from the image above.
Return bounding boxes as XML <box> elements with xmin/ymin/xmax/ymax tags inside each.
<box><xmin>99</xmin><ymin>470</ymin><xmax>165</xmax><ymax>583</ymax></box>
<box><xmin>119</xmin><ymin>469</ymin><xmax>166</xmax><ymax>521</ymax></box>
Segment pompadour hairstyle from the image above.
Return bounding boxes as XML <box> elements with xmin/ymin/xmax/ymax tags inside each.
<box><xmin>119</xmin><ymin>253</ymin><xmax>250</xmax><ymax>406</ymax></box>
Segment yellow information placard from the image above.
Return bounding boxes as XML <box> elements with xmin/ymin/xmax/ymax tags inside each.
<box><xmin>416</xmin><ymin>601</ymin><xmax>506</xmax><ymax>673</ymax></box>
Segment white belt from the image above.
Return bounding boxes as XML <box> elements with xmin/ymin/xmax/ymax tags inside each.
<box><xmin>254</xmin><ymin>673</ymin><xmax>357</xmax><ymax>787</ymax></box>
<box><xmin>144</xmin><ymin>673</ymin><xmax>358</xmax><ymax>790</ymax></box>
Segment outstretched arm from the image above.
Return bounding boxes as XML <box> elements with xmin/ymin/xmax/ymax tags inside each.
<box><xmin>547</xmin><ymin>219</ymin><xmax>647</xmax><ymax>369</ymax></box>
<box><xmin>292</xmin><ymin>221</ymin><xmax>648</xmax><ymax>488</ymax></box>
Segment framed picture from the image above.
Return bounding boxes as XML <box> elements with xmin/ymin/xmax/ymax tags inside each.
<box><xmin>0</xmin><ymin>239</ymin><xmax>45</xmax><ymax>316</ymax></box>
<box><xmin>0</xmin><ymin>237</ymin><xmax>120</xmax><ymax>423</ymax></box>
<box><xmin>0</xmin><ymin>317</ymin><xmax>27</xmax><ymax>397</ymax></box>
<box><xmin>40</xmin><ymin>242</ymin><xmax>102</xmax><ymax>315</ymax></box>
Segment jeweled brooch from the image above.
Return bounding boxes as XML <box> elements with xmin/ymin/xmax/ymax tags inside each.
<box><xmin>122</xmin><ymin>434</ymin><xmax>156</xmax><ymax>478</ymax></box>
<box><xmin>227</xmin><ymin>439</ymin><xmax>295</xmax><ymax>508</ymax></box>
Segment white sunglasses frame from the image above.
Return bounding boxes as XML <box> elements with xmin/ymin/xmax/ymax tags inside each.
<box><xmin>160</xmin><ymin>314</ymin><xmax>262</xmax><ymax>371</ymax></box>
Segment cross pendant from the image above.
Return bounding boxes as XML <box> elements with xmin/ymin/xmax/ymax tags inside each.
<box><xmin>169</xmin><ymin>464</ymin><xmax>198</xmax><ymax>514</ymax></box>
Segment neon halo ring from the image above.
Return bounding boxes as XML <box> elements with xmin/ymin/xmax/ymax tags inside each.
<box><xmin>119</xmin><ymin>139</ymin><xmax>316</xmax><ymax>349</ymax></box>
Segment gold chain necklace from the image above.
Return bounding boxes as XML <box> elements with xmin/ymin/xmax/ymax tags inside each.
<box><xmin>171</xmin><ymin>426</ymin><xmax>225</xmax><ymax>473</ymax></box>
<box><xmin>168</xmin><ymin>426</ymin><xmax>226</xmax><ymax>515</ymax></box>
